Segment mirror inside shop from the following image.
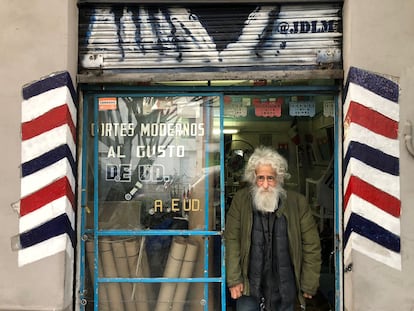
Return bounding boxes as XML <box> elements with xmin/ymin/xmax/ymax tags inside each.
<box><xmin>82</xmin><ymin>92</ymin><xmax>335</xmax><ymax>310</ymax></box>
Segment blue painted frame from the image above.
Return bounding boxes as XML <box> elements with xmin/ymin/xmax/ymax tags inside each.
<box><xmin>334</xmin><ymin>92</ymin><xmax>343</xmax><ymax>311</ymax></box>
<box><xmin>80</xmin><ymin>91</ymin><xmax>226</xmax><ymax>311</ymax></box>
<box><xmin>79</xmin><ymin>84</ymin><xmax>341</xmax><ymax>311</ymax></box>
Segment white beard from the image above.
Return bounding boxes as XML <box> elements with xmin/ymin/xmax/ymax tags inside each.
<box><xmin>252</xmin><ymin>184</ymin><xmax>285</xmax><ymax>213</ymax></box>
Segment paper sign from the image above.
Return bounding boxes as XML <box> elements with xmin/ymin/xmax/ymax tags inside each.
<box><xmin>98</xmin><ymin>97</ymin><xmax>117</xmax><ymax>111</ymax></box>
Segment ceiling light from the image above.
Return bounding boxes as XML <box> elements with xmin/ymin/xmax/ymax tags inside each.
<box><xmin>213</xmin><ymin>128</ymin><xmax>239</xmax><ymax>135</ymax></box>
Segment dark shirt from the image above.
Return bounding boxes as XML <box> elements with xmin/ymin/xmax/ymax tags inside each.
<box><xmin>249</xmin><ymin>208</ymin><xmax>296</xmax><ymax>311</ymax></box>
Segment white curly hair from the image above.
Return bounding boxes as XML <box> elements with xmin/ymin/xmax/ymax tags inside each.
<box><xmin>243</xmin><ymin>146</ymin><xmax>291</xmax><ymax>185</ymax></box>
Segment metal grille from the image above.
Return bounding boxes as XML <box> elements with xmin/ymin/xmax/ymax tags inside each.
<box><xmin>79</xmin><ymin>3</ymin><xmax>342</xmax><ymax>73</ymax></box>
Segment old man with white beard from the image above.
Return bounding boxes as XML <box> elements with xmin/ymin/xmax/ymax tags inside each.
<box><xmin>225</xmin><ymin>146</ymin><xmax>321</xmax><ymax>311</ymax></box>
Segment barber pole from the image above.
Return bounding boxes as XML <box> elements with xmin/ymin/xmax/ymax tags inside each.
<box><xmin>15</xmin><ymin>72</ymin><xmax>77</xmax><ymax>266</ymax></box>
<box><xmin>343</xmin><ymin>67</ymin><xmax>401</xmax><ymax>270</ymax></box>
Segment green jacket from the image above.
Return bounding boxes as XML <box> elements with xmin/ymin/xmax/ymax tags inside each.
<box><xmin>224</xmin><ymin>187</ymin><xmax>321</xmax><ymax>307</ymax></box>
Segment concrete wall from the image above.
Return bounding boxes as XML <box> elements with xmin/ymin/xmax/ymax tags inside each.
<box><xmin>342</xmin><ymin>0</ymin><xmax>414</xmax><ymax>310</ymax></box>
<box><xmin>0</xmin><ymin>1</ymin><xmax>77</xmax><ymax>310</ymax></box>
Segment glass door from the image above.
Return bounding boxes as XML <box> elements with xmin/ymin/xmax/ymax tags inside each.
<box><xmin>79</xmin><ymin>93</ymin><xmax>225</xmax><ymax>311</ymax></box>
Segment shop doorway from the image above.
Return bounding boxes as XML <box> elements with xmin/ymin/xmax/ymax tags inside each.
<box><xmin>78</xmin><ymin>84</ymin><xmax>340</xmax><ymax>311</ymax></box>
<box><xmin>222</xmin><ymin>92</ymin><xmax>337</xmax><ymax>311</ymax></box>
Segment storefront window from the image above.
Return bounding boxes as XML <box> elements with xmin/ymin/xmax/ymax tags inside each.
<box><xmin>81</xmin><ymin>94</ymin><xmax>224</xmax><ymax>310</ymax></box>
<box><xmin>80</xmin><ymin>88</ymin><xmax>338</xmax><ymax>311</ymax></box>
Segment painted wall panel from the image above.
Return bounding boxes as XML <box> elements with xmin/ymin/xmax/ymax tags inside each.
<box><xmin>343</xmin><ymin>67</ymin><xmax>400</xmax><ymax>271</ymax></box>
<box><xmin>15</xmin><ymin>72</ymin><xmax>77</xmax><ymax>267</ymax></box>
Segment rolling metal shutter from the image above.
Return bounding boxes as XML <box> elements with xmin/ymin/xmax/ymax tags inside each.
<box><xmin>79</xmin><ymin>3</ymin><xmax>342</xmax><ymax>77</ymax></box>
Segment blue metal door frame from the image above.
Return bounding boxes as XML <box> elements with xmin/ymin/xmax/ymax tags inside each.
<box><xmin>78</xmin><ymin>84</ymin><xmax>342</xmax><ymax>311</ymax></box>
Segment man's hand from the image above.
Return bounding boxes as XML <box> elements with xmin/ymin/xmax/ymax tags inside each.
<box><xmin>303</xmin><ymin>292</ymin><xmax>313</xmax><ymax>299</ymax></box>
<box><xmin>229</xmin><ymin>283</ymin><xmax>244</xmax><ymax>299</ymax></box>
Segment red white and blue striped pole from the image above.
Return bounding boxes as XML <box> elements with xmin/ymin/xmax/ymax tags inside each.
<box><xmin>343</xmin><ymin>67</ymin><xmax>401</xmax><ymax>270</ymax></box>
<box><xmin>13</xmin><ymin>71</ymin><xmax>77</xmax><ymax>267</ymax></box>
